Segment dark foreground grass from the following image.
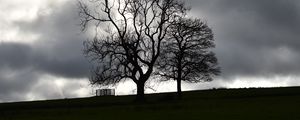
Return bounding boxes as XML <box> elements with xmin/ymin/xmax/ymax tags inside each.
<box><xmin>1</xmin><ymin>87</ymin><xmax>300</xmax><ymax>120</ymax></box>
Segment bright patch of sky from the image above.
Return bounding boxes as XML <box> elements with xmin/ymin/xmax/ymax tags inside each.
<box><xmin>0</xmin><ymin>0</ymin><xmax>68</xmax><ymax>44</ymax></box>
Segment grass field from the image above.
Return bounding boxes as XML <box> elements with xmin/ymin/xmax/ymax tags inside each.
<box><xmin>1</xmin><ymin>87</ymin><xmax>300</xmax><ymax>120</ymax></box>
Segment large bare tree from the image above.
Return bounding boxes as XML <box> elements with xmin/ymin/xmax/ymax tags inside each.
<box><xmin>79</xmin><ymin>0</ymin><xmax>187</xmax><ymax>101</ymax></box>
<box><xmin>156</xmin><ymin>18</ymin><xmax>220</xmax><ymax>98</ymax></box>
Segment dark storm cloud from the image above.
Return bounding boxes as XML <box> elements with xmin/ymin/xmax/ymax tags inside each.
<box><xmin>0</xmin><ymin>42</ymin><xmax>90</xmax><ymax>79</ymax></box>
<box><xmin>188</xmin><ymin>0</ymin><xmax>300</xmax><ymax>78</ymax></box>
<box><xmin>0</xmin><ymin>43</ymin><xmax>33</xmax><ymax>69</ymax></box>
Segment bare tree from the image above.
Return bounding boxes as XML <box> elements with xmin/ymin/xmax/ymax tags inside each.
<box><xmin>79</xmin><ymin>0</ymin><xmax>188</xmax><ymax>101</ymax></box>
<box><xmin>156</xmin><ymin>18</ymin><xmax>220</xmax><ymax>98</ymax></box>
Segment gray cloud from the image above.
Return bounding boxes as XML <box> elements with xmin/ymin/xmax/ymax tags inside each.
<box><xmin>0</xmin><ymin>68</ymin><xmax>39</xmax><ymax>102</ymax></box>
<box><xmin>188</xmin><ymin>0</ymin><xmax>300</xmax><ymax>78</ymax></box>
<box><xmin>1</xmin><ymin>1</ymin><xmax>91</xmax><ymax>78</ymax></box>
<box><xmin>0</xmin><ymin>0</ymin><xmax>91</xmax><ymax>102</ymax></box>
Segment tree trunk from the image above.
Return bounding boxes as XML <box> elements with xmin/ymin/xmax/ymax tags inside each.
<box><xmin>177</xmin><ymin>57</ymin><xmax>183</xmax><ymax>99</ymax></box>
<box><xmin>176</xmin><ymin>78</ymin><xmax>182</xmax><ymax>99</ymax></box>
<box><xmin>136</xmin><ymin>81</ymin><xmax>145</xmax><ymax>102</ymax></box>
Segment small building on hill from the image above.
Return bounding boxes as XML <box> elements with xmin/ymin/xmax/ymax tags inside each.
<box><xmin>96</xmin><ymin>89</ymin><xmax>115</xmax><ymax>96</ymax></box>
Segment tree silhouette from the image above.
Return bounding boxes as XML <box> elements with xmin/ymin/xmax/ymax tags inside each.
<box><xmin>79</xmin><ymin>0</ymin><xmax>188</xmax><ymax>101</ymax></box>
<box><xmin>156</xmin><ymin>18</ymin><xmax>220</xmax><ymax>98</ymax></box>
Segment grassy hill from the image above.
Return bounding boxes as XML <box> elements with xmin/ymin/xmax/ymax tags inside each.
<box><xmin>1</xmin><ymin>87</ymin><xmax>300</xmax><ymax>120</ymax></box>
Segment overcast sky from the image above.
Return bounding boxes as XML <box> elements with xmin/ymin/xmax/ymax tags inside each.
<box><xmin>1</xmin><ymin>0</ymin><xmax>300</xmax><ymax>102</ymax></box>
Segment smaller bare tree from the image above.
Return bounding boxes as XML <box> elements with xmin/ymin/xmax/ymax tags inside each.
<box><xmin>156</xmin><ymin>18</ymin><xmax>220</xmax><ymax>98</ymax></box>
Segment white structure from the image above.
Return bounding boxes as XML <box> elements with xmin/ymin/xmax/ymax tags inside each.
<box><xmin>96</xmin><ymin>89</ymin><xmax>115</xmax><ymax>96</ymax></box>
